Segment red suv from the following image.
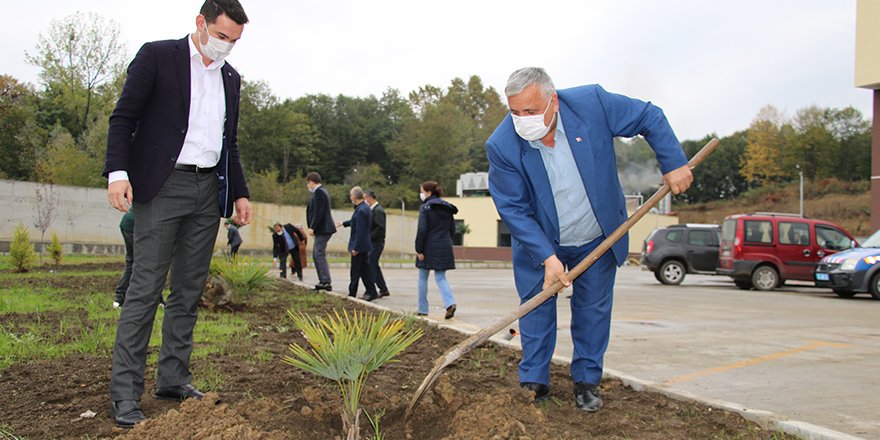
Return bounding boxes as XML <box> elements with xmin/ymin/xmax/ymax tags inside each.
<box><xmin>717</xmin><ymin>213</ymin><xmax>857</xmax><ymax>291</ymax></box>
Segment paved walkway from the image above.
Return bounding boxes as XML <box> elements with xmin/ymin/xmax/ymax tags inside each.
<box><xmin>286</xmin><ymin>264</ymin><xmax>878</xmax><ymax>440</ymax></box>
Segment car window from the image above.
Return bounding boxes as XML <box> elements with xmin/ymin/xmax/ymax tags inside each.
<box><xmin>778</xmin><ymin>222</ymin><xmax>810</xmax><ymax>246</ymax></box>
<box><xmin>722</xmin><ymin>219</ymin><xmax>736</xmax><ymax>242</ymax></box>
<box><xmin>687</xmin><ymin>229</ymin><xmax>714</xmax><ymax>246</ymax></box>
<box><xmin>665</xmin><ymin>230</ymin><xmax>682</xmax><ymax>243</ymax></box>
<box><xmin>744</xmin><ymin>220</ymin><xmax>772</xmax><ymax>244</ymax></box>
<box><xmin>816</xmin><ymin>226</ymin><xmax>852</xmax><ymax>251</ymax></box>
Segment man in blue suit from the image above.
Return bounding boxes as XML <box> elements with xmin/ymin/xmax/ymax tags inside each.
<box><xmin>343</xmin><ymin>186</ymin><xmax>378</xmax><ymax>300</ymax></box>
<box><xmin>486</xmin><ymin>67</ymin><xmax>692</xmax><ymax>412</ymax></box>
<box><xmin>103</xmin><ymin>0</ymin><xmax>252</xmax><ymax>427</ymax></box>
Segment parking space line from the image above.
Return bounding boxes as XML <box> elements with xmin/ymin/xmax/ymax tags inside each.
<box><xmin>662</xmin><ymin>340</ymin><xmax>851</xmax><ymax>386</ymax></box>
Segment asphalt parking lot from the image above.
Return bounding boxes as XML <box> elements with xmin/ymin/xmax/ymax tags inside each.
<box><xmin>298</xmin><ymin>264</ymin><xmax>880</xmax><ymax>439</ymax></box>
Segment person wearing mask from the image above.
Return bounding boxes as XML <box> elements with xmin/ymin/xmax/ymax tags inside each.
<box><xmin>415</xmin><ymin>181</ymin><xmax>459</xmax><ymax>319</ymax></box>
<box><xmin>102</xmin><ymin>0</ymin><xmax>252</xmax><ymax>427</ymax></box>
<box><xmin>486</xmin><ymin>67</ymin><xmax>692</xmax><ymax>412</ymax></box>
<box><xmin>306</xmin><ymin>171</ymin><xmax>336</xmax><ymax>291</ymax></box>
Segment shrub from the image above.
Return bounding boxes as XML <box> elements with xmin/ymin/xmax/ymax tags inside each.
<box><xmin>283</xmin><ymin>310</ymin><xmax>423</xmax><ymax>440</ymax></box>
<box><xmin>10</xmin><ymin>224</ymin><xmax>37</xmax><ymax>273</ymax></box>
<box><xmin>48</xmin><ymin>233</ymin><xmax>63</xmax><ymax>266</ymax></box>
<box><xmin>214</xmin><ymin>256</ymin><xmax>271</xmax><ymax>299</ymax></box>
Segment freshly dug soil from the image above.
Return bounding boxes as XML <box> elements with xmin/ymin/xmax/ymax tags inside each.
<box><xmin>0</xmin><ymin>269</ymin><xmax>795</xmax><ymax>439</ymax></box>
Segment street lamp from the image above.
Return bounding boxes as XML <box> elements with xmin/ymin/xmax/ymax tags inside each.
<box><xmin>796</xmin><ymin>164</ymin><xmax>804</xmax><ymax>217</ymax></box>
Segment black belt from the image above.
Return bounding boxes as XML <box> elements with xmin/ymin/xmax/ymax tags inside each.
<box><xmin>174</xmin><ymin>163</ymin><xmax>216</xmax><ymax>174</ymax></box>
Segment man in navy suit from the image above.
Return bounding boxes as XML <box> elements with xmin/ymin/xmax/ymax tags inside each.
<box><xmin>486</xmin><ymin>67</ymin><xmax>692</xmax><ymax>412</ymax></box>
<box><xmin>306</xmin><ymin>171</ymin><xmax>336</xmax><ymax>290</ymax></box>
<box><xmin>102</xmin><ymin>0</ymin><xmax>252</xmax><ymax>427</ymax></box>
<box><xmin>343</xmin><ymin>187</ymin><xmax>377</xmax><ymax>300</ymax></box>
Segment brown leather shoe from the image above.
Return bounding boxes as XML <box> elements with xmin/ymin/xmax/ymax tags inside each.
<box><xmin>445</xmin><ymin>304</ymin><xmax>456</xmax><ymax>319</ymax></box>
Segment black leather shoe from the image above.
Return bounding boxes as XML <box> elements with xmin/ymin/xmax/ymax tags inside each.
<box><xmin>154</xmin><ymin>384</ymin><xmax>205</xmax><ymax>401</ymax></box>
<box><xmin>362</xmin><ymin>293</ymin><xmax>379</xmax><ymax>302</ymax></box>
<box><xmin>110</xmin><ymin>400</ymin><xmax>145</xmax><ymax>428</ymax></box>
<box><xmin>444</xmin><ymin>304</ymin><xmax>456</xmax><ymax>319</ymax></box>
<box><xmin>574</xmin><ymin>382</ymin><xmax>603</xmax><ymax>412</ymax></box>
<box><xmin>520</xmin><ymin>382</ymin><xmax>550</xmax><ymax>403</ymax></box>
<box><xmin>379</xmin><ymin>290</ymin><xmax>390</xmax><ymax>297</ymax></box>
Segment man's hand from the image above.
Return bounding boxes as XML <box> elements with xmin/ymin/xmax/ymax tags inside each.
<box><xmin>417</xmin><ymin>253</ymin><xmax>425</xmax><ymax>262</ymax></box>
<box><xmin>308</xmin><ymin>228</ymin><xmax>315</xmax><ymax>237</ymax></box>
<box><xmin>351</xmin><ymin>250</ymin><xmax>358</xmax><ymax>256</ymax></box>
<box><xmin>543</xmin><ymin>254</ymin><xmax>570</xmax><ymax>291</ymax></box>
<box><xmin>336</xmin><ymin>221</ymin><xmax>343</xmax><ymax>228</ymax></box>
<box><xmin>232</xmin><ymin>198</ymin><xmax>252</xmax><ymax>225</ymax></box>
<box><xmin>108</xmin><ymin>180</ymin><xmax>133</xmax><ymax>212</ymax></box>
<box><xmin>663</xmin><ymin>164</ymin><xmax>693</xmax><ymax>195</ymax></box>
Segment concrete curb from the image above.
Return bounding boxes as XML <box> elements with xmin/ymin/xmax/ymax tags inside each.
<box><xmin>284</xmin><ymin>278</ymin><xmax>864</xmax><ymax>440</ymax></box>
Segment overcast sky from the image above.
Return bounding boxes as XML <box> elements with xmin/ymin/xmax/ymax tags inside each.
<box><xmin>0</xmin><ymin>0</ymin><xmax>868</xmax><ymax>140</ymax></box>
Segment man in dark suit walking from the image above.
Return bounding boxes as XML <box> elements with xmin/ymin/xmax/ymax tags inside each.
<box><xmin>102</xmin><ymin>0</ymin><xmax>252</xmax><ymax>428</ymax></box>
<box><xmin>344</xmin><ymin>187</ymin><xmax>377</xmax><ymax>300</ymax></box>
<box><xmin>273</xmin><ymin>222</ymin><xmax>305</xmax><ymax>280</ymax></box>
<box><xmin>364</xmin><ymin>191</ymin><xmax>390</xmax><ymax>297</ymax></box>
<box><xmin>306</xmin><ymin>172</ymin><xmax>336</xmax><ymax>290</ymax></box>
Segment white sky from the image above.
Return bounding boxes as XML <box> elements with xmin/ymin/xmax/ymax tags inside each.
<box><xmin>0</xmin><ymin>0</ymin><xmax>869</xmax><ymax>140</ymax></box>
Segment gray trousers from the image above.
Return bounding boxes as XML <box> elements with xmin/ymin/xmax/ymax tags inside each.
<box><xmin>312</xmin><ymin>233</ymin><xmax>332</xmax><ymax>285</ymax></box>
<box><xmin>110</xmin><ymin>170</ymin><xmax>219</xmax><ymax>401</ymax></box>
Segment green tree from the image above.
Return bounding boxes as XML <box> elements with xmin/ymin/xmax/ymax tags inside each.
<box><xmin>36</xmin><ymin>124</ymin><xmax>103</xmax><ymax>186</ymax></box>
<box><xmin>26</xmin><ymin>11</ymin><xmax>125</xmax><ymax>138</ymax></box>
<box><xmin>48</xmin><ymin>232</ymin><xmax>63</xmax><ymax>266</ymax></box>
<box><xmin>10</xmin><ymin>224</ymin><xmax>37</xmax><ymax>273</ymax></box>
<box><xmin>676</xmin><ymin>132</ymin><xmax>748</xmax><ymax>203</ymax></box>
<box><xmin>0</xmin><ymin>75</ymin><xmax>40</xmax><ymax>179</ymax></box>
<box><xmin>390</xmin><ymin>99</ymin><xmax>472</xmax><ymax>192</ymax></box>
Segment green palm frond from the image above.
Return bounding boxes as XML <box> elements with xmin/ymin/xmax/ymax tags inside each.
<box><xmin>283</xmin><ymin>308</ymin><xmax>423</xmax><ymax>437</ymax></box>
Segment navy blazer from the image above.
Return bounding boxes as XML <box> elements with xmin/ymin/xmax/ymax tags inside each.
<box><xmin>486</xmin><ymin>85</ymin><xmax>688</xmax><ymax>296</ymax></box>
<box><xmin>347</xmin><ymin>202</ymin><xmax>373</xmax><ymax>254</ymax></box>
<box><xmin>103</xmin><ymin>36</ymin><xmax>249</xmax><ymax>217</ymax></box>
<box><xmin>307</xmin><ymin>186</ymin><xmax>337</xmax><ymax>235</ymax></box>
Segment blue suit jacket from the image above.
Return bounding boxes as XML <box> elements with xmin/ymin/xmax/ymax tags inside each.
<box><xmin>348</xmin><ymin>202</ymin><xmax>373</xmax><ymax>254</ymax></box>
<box><xmin>486</xmin><ymin>85</ymin><xmax>687</xmax><ymax>295</ymax></box>
<box><xmin>103</xmin><ymin>36</ymin><xmax>249</xmax><ymax>217</ymax></box>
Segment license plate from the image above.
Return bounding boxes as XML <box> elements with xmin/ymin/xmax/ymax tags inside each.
<box><xmin>815</xmin><ymin>273</ymin><xmax>829</xmax><ymax>281</ymax></box>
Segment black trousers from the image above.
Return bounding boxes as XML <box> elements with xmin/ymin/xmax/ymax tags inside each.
<box><xmin>280</xmin><ymin>248</ymin><xmax>302</xmax><ymax>279</ymax></box>
<box><xmin>369</xmin><ymin>241</ymin><xmax>388</xmax><ymax>293</ymax></box>
<box><xmin>349</xmin><ymin>251</ymin><xmax>376</xmax><ymax>297</ymax></box>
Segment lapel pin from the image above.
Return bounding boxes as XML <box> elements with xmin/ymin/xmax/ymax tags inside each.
<box><xmin>575</xmin><ymin>137</ymin><xmax>583</xmax><ymax>142</ymax></box>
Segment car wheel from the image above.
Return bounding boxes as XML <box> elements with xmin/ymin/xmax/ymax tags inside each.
<box><xmin>734</xmin><ymin>280</ymin><xmax>752</xmax><ymax>290</ymax></box>
<box><xmin>870</xmin><ymin>273</ymin><xmax>880</xmax><ymax>300</ymax></box>
<box><xmin>653</xmin><ymin>270</ymin><xmax>663</xmax><ymax>283</ymax></box>
<box><xmin>751</xmin><ymin>266</ymin><xmax>779</xmax><ymax>291</ymax></box>
<box><xmin>833</xmin><ymin>289</ymin><xmax>856</xmax><ymax>299</ymax></box>
<box><xmin>659</xmin><ymin>260</ymin><xmax>686</xmax><ymax>285</ymax></box>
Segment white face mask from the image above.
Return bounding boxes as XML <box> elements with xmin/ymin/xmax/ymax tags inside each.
<box><xmin>511</xmin><ymin>95</ymin><xmax>556</xmax><ymax>142</ymax></box>
<box><xmin>197</xmin><ymin>21</ymin><xmax>234</xmax><ymax>63</ymax></box>
<box><xmin>419</xmin><ymin>192</ymin><xmax>427</xmax><ymax>202</ymax></box>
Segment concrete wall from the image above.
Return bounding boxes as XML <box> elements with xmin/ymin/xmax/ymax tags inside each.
<box><xmin>2</xmin><ymin>180</ymin><xmax>418</xmax><ymax>257</ymax></box>
<box><xmin>856</xmin><ymin>0</ymin><xmax>880</xmax><ymax>89</ymax></box>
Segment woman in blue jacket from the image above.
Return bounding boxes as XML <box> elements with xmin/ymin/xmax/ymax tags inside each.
<box><xmin>415</xmin><ymin>181</ymin><xmax>459</xmax><ymax>319</ymax></box>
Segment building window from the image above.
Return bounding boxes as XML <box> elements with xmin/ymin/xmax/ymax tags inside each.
<box><xmin>452</xmin><ymin>220</ymin><xmax>464</xmax><ymax>246</ymax></box>
<box><xmin>497</xmin><ymin>220</ymin><xmax>511</xmax><ymax>247</ymax></box>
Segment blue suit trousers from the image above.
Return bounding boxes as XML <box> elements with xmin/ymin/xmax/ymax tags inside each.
<box><xmin>517</xmin><ymin>236</ymin><xmax>617</xmax><ymax>386</ymax></box>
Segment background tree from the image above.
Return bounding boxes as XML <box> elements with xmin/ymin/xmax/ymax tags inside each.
<box><xmin>0</xmin><ymin>76</ymin><xmax>40</xmax><ymax>179</ymax></box>
<box><xmin>25</xmin><ymin>11</ymin><xmax>125</xmax><ymax>138</ymax></box>
<box><xmin>32</xmin><ymin>184</ymin><xmax>59</xmax><ymax>264</ymax></box>
<box><xmin>676</xmin><ymin>131</ymin><xmax>749</xmax><ymax>203</ymax></box>
<box><xmin>740</xmin><ymin>105</ymin><xmax>789</xmax><ymax>185</ymax></box>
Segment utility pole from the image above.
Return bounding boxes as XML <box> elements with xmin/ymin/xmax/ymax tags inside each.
<box><xmin>400</xmin><ymin>198</ymin><xmax>406</xmax><ymax>259</ymax></box>
<box><xmin>796</xmin><ymin>164</ymin><xmax>804</xmax><ymax>217</ymax></box>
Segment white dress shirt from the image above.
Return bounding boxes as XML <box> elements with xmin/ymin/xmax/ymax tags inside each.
<box><xmin>109</xmin><ymin>34</ymin><xmax>226</xmax><ymax>184</ymax></box>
